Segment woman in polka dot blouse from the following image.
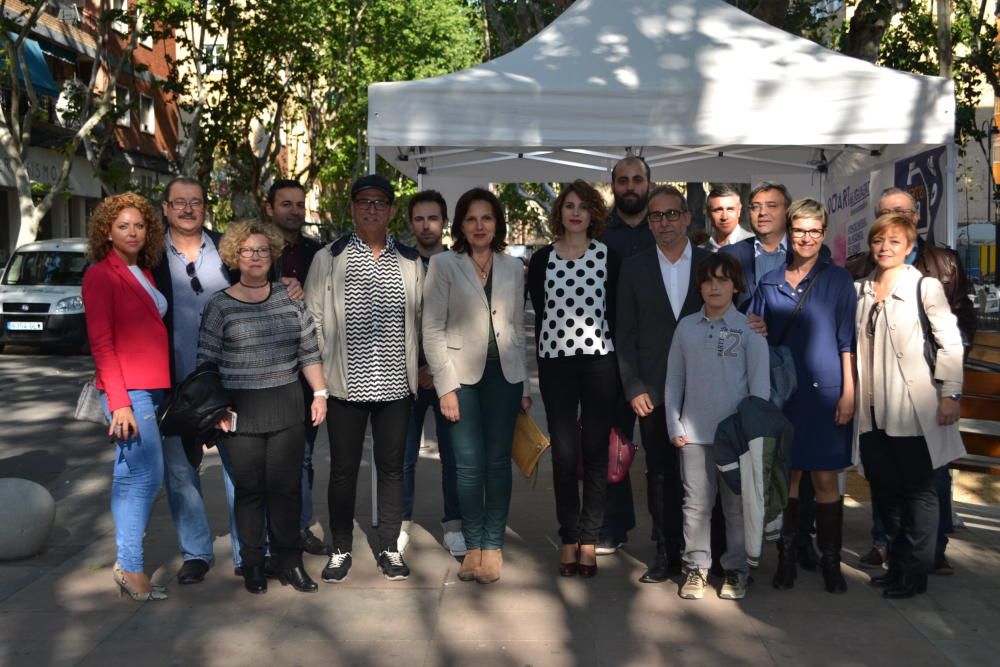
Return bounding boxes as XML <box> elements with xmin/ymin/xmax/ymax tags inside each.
<box><xmin>527</xmin><ymin>180</ymin><xmax>622</xmax><ymax>578</ymax></box>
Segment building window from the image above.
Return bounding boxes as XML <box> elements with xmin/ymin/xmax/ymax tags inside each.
<box><xmin>111</xmin><ymin>0</ymin><xmax>129</xmax><ymax>34</ymax></box>
<box><xmin>115</xmin><ymin>85</ymin><xmax>130</xmax><ymax>127</ymax></box>
<box><xmin>202</xmin><ymin>44</ymin><xmax>225</xmax><ymax>73</ymax></box>
<box><xmin>139</xmin><ymin>94</ymin><xmax>154</xmax><ymax>134</ymax></box>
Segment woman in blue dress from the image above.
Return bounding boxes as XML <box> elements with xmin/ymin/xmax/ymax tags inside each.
<box><xmin>750</xmin><ymin>198</ymin><xmax>856</xmax><ymax>594</ymax></box>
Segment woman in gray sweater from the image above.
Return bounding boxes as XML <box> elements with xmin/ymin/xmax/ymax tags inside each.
<box><xmin>198</xmin><ymin>220</ymin><xmax>328</xmax><ymax>595</ymax></box>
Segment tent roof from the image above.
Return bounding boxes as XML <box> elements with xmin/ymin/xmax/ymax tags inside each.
<box><xmin>368</xmin><ymin>0</ymin><xmax>954</xmax><ymax>183</ymax></box>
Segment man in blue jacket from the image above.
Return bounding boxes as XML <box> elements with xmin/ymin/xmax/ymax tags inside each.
<box><xmin>721</xmin><ymin>181</ymin><xmax>791</xmax><ymax>311</ymax></box>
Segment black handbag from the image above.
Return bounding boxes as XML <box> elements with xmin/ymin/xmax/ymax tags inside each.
<box><xmin>767</xmin><ymin>263</ymin><xmax>827</xmax><ymax>409</ymax></box>
<box><xmin>157</xmin><ymin>363</ymin><xmax>232</xmax><ymax>467</ymax></box>
<box><xmin>916</xmin><ymin>276</ymin><xmax>939</xmax><ymax>380</ymax></box>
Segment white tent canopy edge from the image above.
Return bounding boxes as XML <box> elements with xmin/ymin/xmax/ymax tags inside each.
<box><xmin>367</xmin><ymin>0</ymin><xmax>957</xmax><ymax>243</ymax></box>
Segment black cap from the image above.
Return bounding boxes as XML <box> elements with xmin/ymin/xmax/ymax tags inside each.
<box><xmin>350</xmin><ymin>174</ymin><xmax>394</xmax><ymax>203</ymax></box>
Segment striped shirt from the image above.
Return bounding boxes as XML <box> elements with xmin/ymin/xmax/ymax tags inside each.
<box><xmin>197</xmin><ymin>283</ymin><xmax>321</xmax><ymax>390</ymax></box>
<box><xmin>344</xmin><ymin>233</ymin><xmax>409</xmax><ymax>402</ymax></box>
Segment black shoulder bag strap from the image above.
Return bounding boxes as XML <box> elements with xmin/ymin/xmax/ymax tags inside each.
<box><xmin>774</xmin><ymin>262</ymin><xmax>827</xmax><ymax>347</ymax></box>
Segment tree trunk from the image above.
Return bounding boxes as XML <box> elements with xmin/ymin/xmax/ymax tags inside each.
<box><xmin>843</xmin><ymin>0</ymin><xmax>911</xmax><ymax>63</ymax></box>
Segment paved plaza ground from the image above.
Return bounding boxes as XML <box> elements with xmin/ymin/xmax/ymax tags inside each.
<box><xmin>2</xmin><ymin>337</ymin><xmax>1000</xmax><ymax>667</ymax></box>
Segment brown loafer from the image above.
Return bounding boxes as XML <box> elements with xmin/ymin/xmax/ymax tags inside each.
<box><xmin>458</xmin><ymin>548</ymin><xmax>481</xmax><ymax>582</ymax></box>
<box><xmin>477</xmin><ymin>549</ymin><xmax>502</xmax><ymax>584</ymax></box>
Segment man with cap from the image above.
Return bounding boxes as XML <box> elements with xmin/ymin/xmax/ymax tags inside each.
<box><xmin>304</xmin><ymin>174</ymin><xmax>423</xmax><ymax>582</ymax></box>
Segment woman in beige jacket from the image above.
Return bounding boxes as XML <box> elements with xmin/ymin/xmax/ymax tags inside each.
<box><xmin>422</xmin><ymin>187</ymin><xmax>532</xmax><ymax>585</ymax></box>
<box><xmin>854</xmin><ymin>213</ymin><xmax>965</xmax><ymax>599</ymax></box>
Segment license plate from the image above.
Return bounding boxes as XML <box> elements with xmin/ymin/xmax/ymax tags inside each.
<box><xmin>6</xmin><ymin>321</ymin><xmax>43</xmax><ymax>331</ymax></box>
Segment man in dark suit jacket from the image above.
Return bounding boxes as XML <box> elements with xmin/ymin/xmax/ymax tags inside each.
<box><xmin>721</xmin><ymin>181</ymin><xmax>791</xmax><ymax>311</ymax></box>
<box><xmin>617</xmin><ymin>184</ymin><xmax>711</xmax><ymax>583</ymax></box>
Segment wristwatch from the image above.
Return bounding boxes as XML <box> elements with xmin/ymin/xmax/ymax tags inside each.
<box><xmin>313</xmin><ymin>389</ymin><xmax>330</xmax><ymax>399</ymax></box>
<box><xmin>947</xmin><ymin>393</ymin><xmax>962</xmax><ymax>401</ymax></box>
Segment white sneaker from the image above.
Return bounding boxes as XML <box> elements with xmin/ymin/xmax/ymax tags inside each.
<box><xmin>442</xmin><ymin>521</ymin><xmax>467</xmax><ymax>556</ymax></box>
<box><xmin>679</xmin><ymin>568</ymin><xmax>708</xmax><ymax>600</ymax></box>
<box><xmin>398</xmin><ymin>521</ymin><xmax>412</xmax><ymax>555</ymax></box>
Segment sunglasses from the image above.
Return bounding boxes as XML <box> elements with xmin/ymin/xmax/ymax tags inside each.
<box><xmin>186</xmin><ymin>261</ymin><xmax>204</xmax><ymax>294</ymax></box>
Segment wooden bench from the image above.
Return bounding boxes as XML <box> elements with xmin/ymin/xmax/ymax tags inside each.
<box><xmin>952</xmin><ymin>368</ymin><xmax>1000</xmax><ymax>475</ymax></box>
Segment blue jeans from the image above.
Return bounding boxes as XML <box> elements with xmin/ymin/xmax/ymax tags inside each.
<box><xmin>403</xmin><ymin>386</ymin><xmax>460</xmax><ymax>523</ymax></box>
<box><xmin>162</xmin><ymin>433</ymin><xmax>240</xmax><ymax>566</ymax></box>
<box><xmin>101</xmin><ymin>390</ymin><xmax>166</xmax><ymax>573</ymax></box>
<box><xmin>448</xmin><ymin>362</ymin><xmax>522</xmax><ymax>550</ymax></box>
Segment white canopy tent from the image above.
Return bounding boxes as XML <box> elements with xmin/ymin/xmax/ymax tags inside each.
<box><xmin>368</xmin><ymin>0</ymin><xmax>957</xmax><ymax>239</ymax></box>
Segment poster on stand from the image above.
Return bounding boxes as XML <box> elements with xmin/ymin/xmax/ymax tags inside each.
<box><xmin>893</xmin><ymin>146</ymin><xmax>946</xmax><ymax>243</ymax></box>
<box><xmin>825</xmin><ymin>176</ymin><xmax>871</xmax><ymax>266</ymax></box>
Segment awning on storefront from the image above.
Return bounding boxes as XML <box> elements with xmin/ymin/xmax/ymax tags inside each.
<box><xmin>3</xmin><ymin>35</ymin><xmax>60</xmax><ymax>98</ymax></box>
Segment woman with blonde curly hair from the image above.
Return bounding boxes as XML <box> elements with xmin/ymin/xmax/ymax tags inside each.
<box><xmin>82</xmin><ymin>193</ymin><xmax>170</xmax><ymax>601</ymax></box>
<box><xmin>197</xmin><ymin>219</ymin><xmax>328</xmax><ymax>595</ymax></box>
<box><xmin>527</xmin><ymin>180</ymin><xmax>620</xmax><ymax>577</ymax></box>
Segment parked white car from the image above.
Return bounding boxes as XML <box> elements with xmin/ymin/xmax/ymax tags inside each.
<box><xmin>0</xmin><ymin>238</ymin><xmax>90</xmax><ymax>353</ymax></box>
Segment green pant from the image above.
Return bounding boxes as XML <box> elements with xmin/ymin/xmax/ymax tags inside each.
<box><xmin>447</xmin><ymin>360</ymin><xmax>523</xmax><ymax>550</ymax></box>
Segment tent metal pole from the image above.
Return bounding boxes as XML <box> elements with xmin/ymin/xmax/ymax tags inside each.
<box><xmin>946</xmin><ymin>140</ymin><xmax>958</xmax><ymax>248</ymax></box>
<box><xmin>368</xmin><ymin>145</ymin><xmax>377</xmax><ymax>175</ymax></box>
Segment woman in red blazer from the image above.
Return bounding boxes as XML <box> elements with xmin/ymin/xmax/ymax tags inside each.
<box><xmin>82</xmin><ymin>193</ymin><xmax>171</xmax><ymax>601</ymax></box>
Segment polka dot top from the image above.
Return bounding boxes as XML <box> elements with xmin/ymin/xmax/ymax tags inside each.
<box><xmin>539</xmin><ymin>240</ymin><xmax>614</xmax><ymax>358</ymax></box>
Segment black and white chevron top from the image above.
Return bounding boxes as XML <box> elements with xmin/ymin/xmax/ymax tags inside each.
<box><xmin>344</xmin><ymin>233</ymin><xmax>409</xmax><ymax>402</ymax></box>
<box><xmin>197</xmin><ymin>283</ymin><xmax>322</xmax><ymax>390</ymax></box>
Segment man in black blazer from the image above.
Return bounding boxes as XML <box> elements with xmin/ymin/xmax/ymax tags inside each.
<box><xmin>617</xmin><ymin>184</ymin><xmax>710</xmax><ymax>583</ymax></box>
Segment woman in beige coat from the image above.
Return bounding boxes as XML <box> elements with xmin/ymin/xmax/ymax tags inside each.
<box><xmin>422</xmin><ymin>187</ymin><xmax>532</xmax><ymax>584</ymax></box>
<box><xmin>854</xmin><ymin>213</ymin><xmax>965</xmax><ymax>599</ymax></box>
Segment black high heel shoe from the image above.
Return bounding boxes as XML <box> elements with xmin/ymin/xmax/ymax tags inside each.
<box><xmin>243</xmin><ymin>564</ymin><xmax>267</xmax><ymax>594</ymax></box>
<box><xmin>279</xmin><ymin>565</ymin><xmax>318</xmax><ymax>593</ymax></box>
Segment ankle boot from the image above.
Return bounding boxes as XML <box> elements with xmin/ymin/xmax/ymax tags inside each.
<box><xmin>773</xmin><ymin>498</ymin><xmax>798</xmax><ymax>590</ymax></box>
<box><xmin>477</xmin><ymin>549</ymin><xmax>502</xmax><ymax>584</ymax></box>
<box><xmin>458</xmin><ymin>548</ymin><xmax>481</xmax><ymax>582</ymax></box>
<box><xmin>816</xmin><ymin>498</ymin><xmax>847</xmax><ymax>594</ymax></box>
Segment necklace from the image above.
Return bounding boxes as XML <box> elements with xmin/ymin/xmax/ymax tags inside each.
<box><xmin>239</xmin><ymin>280</ymin><xmax>269</xmax><ymax>289</ymax></box>
<box><xmin>470</xmin><ymin>253</ymin><xmax>493</xmax><ymax>280</ymax></box>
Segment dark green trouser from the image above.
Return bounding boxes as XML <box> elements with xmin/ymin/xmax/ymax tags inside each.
<box><xmin>447</xmin><ymin>360</ymin><xmax>523</xmax><ymax>550</ymax></box>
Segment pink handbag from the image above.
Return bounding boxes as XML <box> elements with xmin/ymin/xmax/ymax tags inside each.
<box><xmin>577</xmin><ymin>426</ymin><xmax>638</xmax><ymax>483</ymax></box>
<box><xmin>606</xmin><ymin>427</ymin><xmax>638</xmax><ymax>483</ymax></box>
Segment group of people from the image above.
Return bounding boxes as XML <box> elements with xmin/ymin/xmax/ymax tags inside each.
<box><xmin>81</xmin><ymin>154</ymin><xmax>971</xmax><ymax>603</ymax></box>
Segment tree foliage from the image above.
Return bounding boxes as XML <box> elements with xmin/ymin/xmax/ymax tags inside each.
<box><xmin>151</xmin><ymin>0</ymin><xmax>481</xmax><ymax>228</ymax></box>
<box><xmin>1</xmin><ymin>0</ymin><xmax>149</xmax><ymax>246</ymax></box>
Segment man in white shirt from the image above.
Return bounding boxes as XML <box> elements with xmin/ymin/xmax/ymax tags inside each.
<box><xmin>617</xmin><ymin>185</ymin><xmax>711</xmax><ymax>582</ymax></box>
<box><xmin>700</xmin><ymin>184</ymin><xmax>754</xmax><ymax>252</ymax></box>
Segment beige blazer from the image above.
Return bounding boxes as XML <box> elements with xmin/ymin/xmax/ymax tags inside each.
<box><xmin>422</xmin><ymin>250</ymin><xmax>528</xmax><ymax>397</ymax></box>
<box><xmin>854</xmin><ymin>265</ymin><xmax>965</xmax><ymax>469</ymax></box>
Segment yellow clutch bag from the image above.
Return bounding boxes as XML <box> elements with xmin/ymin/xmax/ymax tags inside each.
<box><xmin>511</xmin><ymin>410</ymin><xmax>550</xmax><ymax>477</ymax></box>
